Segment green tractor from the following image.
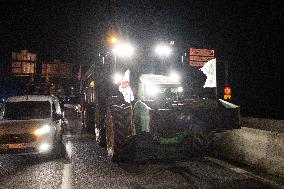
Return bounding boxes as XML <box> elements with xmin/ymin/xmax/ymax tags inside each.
<box><xmin>80</xmin><ymin>47</ymin><xmax>240</xmax><ymax>162</ymax></box>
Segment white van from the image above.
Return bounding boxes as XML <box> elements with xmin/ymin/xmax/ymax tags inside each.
<box><xmin>0</xmin><ymin>95</ymin><xmax>63</xmax><ymax>156</ymax></box>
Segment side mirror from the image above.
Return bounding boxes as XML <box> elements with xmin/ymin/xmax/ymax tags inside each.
<box><xmin>53</xmin><ymin>113</ymin><xmax>63</xmax><ymax>121</ymax></box>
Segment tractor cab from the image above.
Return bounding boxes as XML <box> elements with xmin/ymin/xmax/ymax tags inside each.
<box><xmin>137</xmin><ymin>74</ymin><xmax>183</xmax><ymax>103</ymax></box>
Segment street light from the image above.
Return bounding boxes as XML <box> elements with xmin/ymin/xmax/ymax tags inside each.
<box><xmin>110</xmin><ymin>36</ymin><xmax>118</xmax><ymax>44</ymax></box>
<box><xmin>108</xmin><ymin>35</ymin><xmax>119</xmax><ymax>45</ymax></box>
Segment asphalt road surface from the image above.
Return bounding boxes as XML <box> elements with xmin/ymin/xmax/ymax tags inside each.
<box><xmin>0</xmin><ymin>121</ymin><xmax>283</xmax><ymax>189</ymax></box>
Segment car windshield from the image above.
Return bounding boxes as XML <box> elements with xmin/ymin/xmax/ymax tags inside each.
<box><xmin>4</xmin><ymin>101</ymin><xmax>51</xmax><ymax>120</ymax></box>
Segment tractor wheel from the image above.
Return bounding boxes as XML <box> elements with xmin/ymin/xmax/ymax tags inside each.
<box><xmin>105</xmin><ymin>110</ymin><xmax>121</xmax><ymax>162</ymax></box>
<box><xmin>96</xmin><ymin>127</ymin><xmax>106</xmax><ymax>147</ymax></box>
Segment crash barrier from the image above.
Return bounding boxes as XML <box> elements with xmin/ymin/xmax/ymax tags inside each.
<box><xmin>212</xmin><ymin>117</ymin><xmax>284</xmax><ymax>178</ymax></box>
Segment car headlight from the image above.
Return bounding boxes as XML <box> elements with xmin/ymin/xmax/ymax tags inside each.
<box><xmin>145</xmin><ymin>84</ymin><xmax>160</xmax><ymax>96</ymax></box>
<box><xmin>38</xmin><ymin>143</ymin><xmax>51</xmax><ymax>153</ymax></box>
<box><xmin>34</xmin><ymin>125</ymin><xmax>51</xmax><ymax>136</ymax></box>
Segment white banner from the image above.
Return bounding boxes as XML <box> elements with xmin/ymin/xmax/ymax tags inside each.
<box><xmin>200</xmin><ymin>58</ymin><xmax>216</xmax><ymax>88</ymax></box>
<box><xmin>119</xmin><ymin>69</ymin><xmax>134</xmax><ymax>103</ymax></box>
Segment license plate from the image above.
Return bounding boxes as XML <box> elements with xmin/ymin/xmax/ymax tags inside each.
<box><xmin>6</xmin><ymin>144</ymin><xmax>24</xmax><ymax>149</ymax></box>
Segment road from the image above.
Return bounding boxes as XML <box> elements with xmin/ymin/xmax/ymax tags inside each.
<box><xmin>0</xmin><ymin>121</ymin><xmax>283</xmax><ymax>189</ymax></box>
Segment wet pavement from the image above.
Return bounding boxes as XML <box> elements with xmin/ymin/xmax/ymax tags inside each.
<box><xmin>0</xmin><ymin>120</ymin><xmax>283</xmax><ymax>189</ymax></box>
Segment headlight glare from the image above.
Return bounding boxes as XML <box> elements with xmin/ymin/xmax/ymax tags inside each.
<box><xmin>169</xmin><ymin>71</ymin><xmax>180</xmax><ymax>82</ymax></box>
<box><xmin>38</xmin><ymin>143</ymin><xmax>50</xmax><ymax>152</ymax></box>
<box><xmin>34</xmin><ymin>125</ymin><xmax>51</xmax><ymax>136</ymax></box>
<box><xmin>145</xmin><ymin>84</ymin><xmax>160</xmax><ymax>96</ymax></box>
<box><xmin>113</xmin><ymin>73</ymin><xmax>123</xmax><ymax>84</ymax></box>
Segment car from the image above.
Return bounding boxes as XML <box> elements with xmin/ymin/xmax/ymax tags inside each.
<box><xmin>0</xmin><ymin>95</ymin><xmax>64</xmax><ymax>157</ymax></box>
<box><xmin>62</xmin><ymin>105</ymin><xmax>82</xmax><ymax>132</ymax></box>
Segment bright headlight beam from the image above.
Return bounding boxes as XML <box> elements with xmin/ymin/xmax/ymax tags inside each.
<box><xmin>113</xmin><ymin>42</ymin><xmax>135</xmax><ymax>58</ymax></box>
<box><xmin>154</xmin><ymin>44</ymin><xmax>172</xmax><ymax>57</ymax></box>
<box><xmin>38</xmin><ymin>143</ymin><xmax>50</xmax><ymax>152</ymax></box>
<box><xmin>145</xmin><ymin>84</ymin><xmax>160</xmax><ymax>96</ymax></box>
<box><xmin>34</xmin><ymin>125</ymin><xmax>51</xmax><ymax>136</ymax></box>
<box><xmin>113</xmin><ymin>73</ymin><xmax>123</xmax><ymax>84</ymax></box>
<box><xmin>169</xmin><ymin>71</ymin><xmax>180</xmax><ymax>82</ymax></box>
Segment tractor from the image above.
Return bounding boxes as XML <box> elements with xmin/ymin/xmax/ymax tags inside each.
<box><xmin>80</xmin><ymin>46</ymin><xmax>240</xmax><ymax>161</ymax></box>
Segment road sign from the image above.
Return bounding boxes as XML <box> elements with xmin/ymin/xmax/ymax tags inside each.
<box><xmin>224</xmin><ymin>86</ymin><xmax>232</xmax><ymax>100</ymax></box>
<box><xmin>224</xmin><ymin>86</ymin><xmax>231</xmax><ymax>95</ymax></box>
<box><xmin>189</xmin><ymin>48</ymin><xmax>215</xmax><ymax>67</ymax></box>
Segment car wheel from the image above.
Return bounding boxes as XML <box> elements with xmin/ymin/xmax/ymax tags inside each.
<box><xmin>50</xmin><ymin>135</ymin><xmax>65</xmax><ymax>159</ymax></box>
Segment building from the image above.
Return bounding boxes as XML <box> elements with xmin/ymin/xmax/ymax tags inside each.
<box><xmin>11</xmin><ymin>50</ymin><xmax>37</xmax><ymax>76</ymax></box>
<box><xmin>42</xmin><ymin>59</ymin><xmax>72</xmax><ymax>79</ymax></box>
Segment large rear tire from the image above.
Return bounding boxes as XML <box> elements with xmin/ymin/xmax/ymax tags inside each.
<box><xmin>96</xmin><ymin>127</ymin><xmax>106</xmax><ymax>147</ymax></box>
<box><xmin>106</xmin><ymin>110</ymin><xmax>120</xmax><ymax>162</ymax></box>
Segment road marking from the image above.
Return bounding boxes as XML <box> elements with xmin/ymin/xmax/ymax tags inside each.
<box><xmin>205</xmin><ymin>157</ymin><xmax>284</xmax><ymax>189</ymax></box>
<box><xmin>61</xmin><ymin>140</ymin><xmax>72</xmax><ymax>189</ymax></box>
<box><xmin>61</xmin><ymin>163</ymin><xmax>72</xmax><ymax>189</ymax></box>
<box><xmin>65</xmin><ymin>140</ymin><xmax>72</xmax><ymax>160</ymax></box>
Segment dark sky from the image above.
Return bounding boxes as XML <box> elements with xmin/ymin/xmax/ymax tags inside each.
<box><xmin>0</xmin><ymin>0</ymin><xmax>283</xmax><ymax>118</ymax></box>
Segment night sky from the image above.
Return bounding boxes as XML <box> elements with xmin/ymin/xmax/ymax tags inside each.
<box><xmin>0</xmin><ymin>0</ymin><xmax>283</xmax><ymax>118</ymax></box>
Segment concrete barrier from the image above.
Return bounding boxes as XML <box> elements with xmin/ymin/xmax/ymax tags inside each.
<box><xmin>212</xmin><ymin>117</ymin><xmax>284</xmax><ymax>178</ymax></box>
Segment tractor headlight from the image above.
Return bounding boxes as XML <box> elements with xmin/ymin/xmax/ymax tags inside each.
<box><xmin>34</xmin><ymin>125</ymin><xmax>51</xmax><ymax>136</ymax></box>
<box><xmin>113</xmin><ymin>73</ymin><xmax>122</xmax><ymax>84</ymax></box>
<box><xmin>169</xmin><ymin>71</ymin><xmax>180</xmax><ymax>82</ymax></box>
